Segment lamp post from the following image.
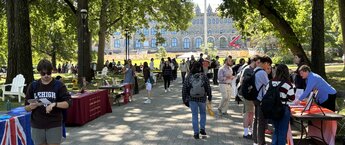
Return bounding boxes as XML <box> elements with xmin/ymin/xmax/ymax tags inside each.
<box><xmin>78</xmin><ymin>8</ymin><xmax>87</xmax><ymax>86</ymax></box>
<box><xmin>125</xmin><ymin>28</ymin><xmax>129</xmax><ymax>60</ymax></box>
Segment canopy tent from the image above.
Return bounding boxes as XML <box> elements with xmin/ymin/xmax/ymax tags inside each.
<box><xmin>177</xmin><ymin>52</ymin><xmax>206</xmax><ymax>59</ymax></box>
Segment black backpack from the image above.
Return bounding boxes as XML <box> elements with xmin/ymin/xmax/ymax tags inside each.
<box><xmin>240</xmin><ymin>68</ymin><xmax>263</xmax><ymax>100</ymax></box>
<box><xmin>261</xmin><ymin>81</ymin><xmax>285</xmax><ymax>120</ymax></box>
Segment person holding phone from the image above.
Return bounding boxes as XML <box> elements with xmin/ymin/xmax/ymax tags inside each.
<box><xmin>24</xmin><ymin>59</ymin><xmax>71</xmax><ymax>145</ymax></box>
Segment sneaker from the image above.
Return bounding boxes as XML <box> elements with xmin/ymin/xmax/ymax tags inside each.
<box><xmin>243</xmin><ymin>134</ymin><xmax>252</xmax><ymax>139</ymax></box>
<box><xmin>193</xmin><ymin>134</ymin><xmax>200</xmax><ymax>139</ymax></box>
<box><xmin>165</xmin><ymin>89</ymin><xmax>167</xmax><ymax>93</ymax></box>
<box><xmin>265</xmin><ymin>129</ymin><xmax>273</xmax><ymax>135</ymax></box>
<box><xmin>144</xmin><ymin>99</ymin><xmax>151</xmax><ymax>104</ymax></box>
<box><xmin>200</xmin><ymin>129</ymin><xmax>207</xmax><ymax>135</ymax></box>
<box><xmin>168</xmin><ymin>88</ymin><xmax>171</xmax><ymax>91</ymax></box>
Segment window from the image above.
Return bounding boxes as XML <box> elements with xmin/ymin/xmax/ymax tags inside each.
<box><xmin>208</xmin><ymin>18</ymin><xmax>211</xmax><ymax>24</ymax></box>
<box><xmin>143</xmin><ymin>41</ymin><xmax>149</xmax><ymax>47</ymax></box>
<box><xmin>220</xmin><ymin>37</ymin><xmax>227</xmax><ymax>48</ymax></box>
<box><xmin>114</xmin><ymin>39</ymin><xmax>120</xmax><ymax>48</ymax></box>
<box><xmin>208</xmin><ymin>30</ymin><xmax>212</xmax><ymax>35</ymax></box>
<box><xmin>171</xmin><ymin>31</ymin><xmax>177</xmax><ymax>34</ymax></box>
<box><xmin>212</xmin><ymin>18</ymin><xmax>215</xmax><ymax>24</ymax></box>
<box><xmin>151</xmin><ymin>28</ymin><xmax>157</xmax><ymax>35</ymax></box>
<box><xmin>162</xmin><ymin>41</ymin><xmax>168</xmax><ymax>47</ymax></box>
<box><xmin>195</xmin><ymin>38</ymin><xmax>202</xmax><ymax>49</ymax></box>
<box><xmin>151</xmin><ymin>39</ymin><xmax>156</xmax><ymax>48</ymax></box>
<box><xmin>135</xmin><ymin>39</ymin><xmax>141</xmax><ymax>48</ymax></box>
<box><xmin>183</xmin><ymin>38</ymin><xmax>190</xmax><ymax>49</ymax></box>
<box><xmin>161</xmin><ymin>29</ymin><xmax>166</xmax><ymax>35</ymax></box>
<box><xmin>216</xmin><ymin>18</ymin><xmax>219</xmax><ymax>24</ymax></box>
<box><xmin>200</xmin><ymin>19</ymin><xmax>203</xmax><ymax>24</ymax></box>
<box><xmin>208</xmin><ymin>37</ymin><xmax>214</xmax><ymax>46</ymax></box>
<box><xmin>143</xmin><ymin>28</ymin><xmax>149</xmax><ymax>36</ymax></box>
<box><xmin>171</xmin><ymin>38</ymin><xmax>178</xmax><ymax>47</ymax></box>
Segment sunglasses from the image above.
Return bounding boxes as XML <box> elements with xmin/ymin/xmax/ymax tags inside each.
<box><xmin>40</xmin><ymin>71</ymin><xmax>52</xmax><ymax>76</ymax></box>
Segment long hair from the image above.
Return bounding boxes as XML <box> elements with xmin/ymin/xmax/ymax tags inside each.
<box><xmin>143</xmin><ymin>62</ymin><xmax>149</xmax><ymax>69</ymax></box>
<box><xmin>190</xmin><ymin>62</ymin><xmax>202</xmax><ymax>74</ymax></box>
<box><xmin>274</xmin><ymin>64</ymin><xmax>290</xmax><ymax>82</ymax></box>
<box><xmin>296</xmin><ymin>54</ymin><xmax>307</xmax><ymax>67</ymax></box>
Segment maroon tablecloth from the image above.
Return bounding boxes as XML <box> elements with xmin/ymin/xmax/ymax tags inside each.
<box><xmin>66</xmin><ymin>90</ymin><xmax>112</xmax><ymax>125</ymax></box>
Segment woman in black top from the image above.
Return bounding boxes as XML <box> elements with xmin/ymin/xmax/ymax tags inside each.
<box><xmin>162</xmin><ymin>61</ymin><xmax>172</xmax><ymax>92</ymax></box>
<box><xmin>293</xmin><ymin>54</ymin><xmax>307</xmax><ymax>90</ymax></box>
<box><xmin>143</xmin><ymin>62</ymin><xmax>152</xmax><ymax>103</ymax></box>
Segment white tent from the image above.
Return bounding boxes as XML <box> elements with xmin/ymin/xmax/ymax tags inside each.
<box><xmin>177</xmin><ymin>52</ymin><xmax>206</xmax><ymax>59</ymax></box>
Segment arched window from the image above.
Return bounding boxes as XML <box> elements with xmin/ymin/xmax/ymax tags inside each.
<box><xmin>151</xmin><ymin>28</ymin><xmax>157</xmax><ymax>35</ymax></box>
<box><xmin>208</xmin><ymin>30</ymin><xmax>212</xmax><ymax>35</ymax></box>
<box><xmin>151</xmin><ymin>39</ymin><xmax>156</xmax><ymax>48</ymax></box>
<box><xmin>162</xmin><ymin>41</ymin><xmax>168</xmax><ymax>47</ymax></box>
<box><xmin>135</xmin><ymin>39</ymin><xmax>141</xmax><ymax>49</ymax></box>
<box><xmin>195</xmin><ymin>38</ymin><xmax>202</xmax><ymax>49</ymax></box>
<box><xmin>114</xmin><ymin>39</ymin><xmax>120</xmax><ymax>48</ymax></box>
<box><xmin>212</xmin><ymin>18</ymin><xmax>216</xmax><ymax>24</ymax></box>
<box><xmin>208</xmin><ymin>37</ymin><xmax>214</xmax><ymax>46</ymax></box>
<box><xmin>183</xmin><ymin>38</ymin><xmax>190</xmax><ymax>49</ymax></box>
<box><xmin>220</xmin><ymin>37</ymin><xmax>227</xmax><ymax>48</ymax></box>
<box><xmin>171</xmin><ymin>38</ymin><xmax>178</xmax><ymax>47</ymax></box>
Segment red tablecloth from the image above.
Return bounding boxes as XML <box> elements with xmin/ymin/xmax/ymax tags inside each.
<box><xmin>66</xmin><ymin>90</ymin><xmax>112</xmax><ymax>125</ymax></box>
<box><xmin>287</xmin><ymin>103</ymin><xmax>341</xmax><ymax>145</ymax></box>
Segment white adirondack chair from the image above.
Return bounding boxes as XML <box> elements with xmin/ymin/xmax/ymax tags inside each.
<box><xmin>97</xmin><ymin>67</ymin><xmax>108</xmax><ymax>78</ymax></box>
<box><xmin>0</xmin><ymin>74</ymin><xmax>26</xmax><ymax>102</ymax></box>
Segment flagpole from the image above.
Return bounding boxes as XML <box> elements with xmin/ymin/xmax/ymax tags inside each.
<box><xmin>204</xmin><ymin>0</ymin><xmax>207</xmax><ymax>54</ymax></box>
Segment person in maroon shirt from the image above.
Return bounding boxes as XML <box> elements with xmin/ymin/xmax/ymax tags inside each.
<box><xmin>24</xmin><ymin>59</ymin><xmax>71</xmax><ymax>145</ymax></box>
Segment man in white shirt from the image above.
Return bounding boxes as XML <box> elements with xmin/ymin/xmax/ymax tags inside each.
<box><xmin>180</xmin><ymin>59</ymin><xmax>188</xmax><ymax>84</ymax></box>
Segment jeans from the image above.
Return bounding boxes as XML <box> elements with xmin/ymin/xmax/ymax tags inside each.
<box><xmin>213</xmin><ymin>69</ymin><xmax>219</xmax><ymax>84</ymax></box>
<box><xmin>189</xmin><ymin>101</ymin><xmax>206</xmax><ymax>135</ymax></box>
<box><xmin>272</xmin><ymin>105</ymin><xmax>290</xmax><ymax>145</ymax></box>
<box><xmin>253</xmin><ymin>100</ymin><xmax>266</xmax><ymax>145</ymax></box>
<box><xmin>181</xmin><ymin>72</ymin><xmax>186</xmax><ymax>84</ymax></box>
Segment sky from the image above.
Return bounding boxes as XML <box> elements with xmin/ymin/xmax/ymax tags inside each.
<box><xmin>193</xmin><ymin>0</ymin><xmax>222</xmax><ymax>12</ymax></box>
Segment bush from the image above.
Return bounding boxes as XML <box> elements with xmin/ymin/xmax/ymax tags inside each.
<box><xmin>272</xmin><ymin>55</ymin><xmax>294</xmax><ymax>64</ymax></box>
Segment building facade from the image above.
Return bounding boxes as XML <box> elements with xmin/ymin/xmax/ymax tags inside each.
<box><xmin>107</xmin><ymin>5</ymin><xmax>246</xmax><ymax>54</ymax></box>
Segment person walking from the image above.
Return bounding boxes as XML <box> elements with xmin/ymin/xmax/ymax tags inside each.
<box><xmin>25</xmin><ymin>59</ymin><xmax>71</xmax><ymax>145</ymax></box>
<box><xmin>182</xmin><ymin>62</ymin><xmax>212</xmax><ymax>139</ymax></box>
<box><xmin>269</xmin><ymin>64</ymin><xmax>295</xmax><ymax>145</ymax></box>
<box><xmin>217</xmin><ymin>56</ymin><xmax>235</xmax><ymax>116</ymax></box>
<box><xmin>180</xmin><ymin>59</ymin><xmax>188</xmax><ymax>84</ymax></box>
<box><xmin>143</xmin><ymin>62</ymin><xmax>153</xmax><ymax>104</ymax></box>
<box><xmin>213</xmin><ymin>56</ymin><xmax>220</xmax><ymax>85</ymax></box>
<box><xmin>123</xmin><ymin>59</ymin><xmax>135</xmax><ymax>101</ymax></box>
<box><xmin>162</xmin><ymin>61</ymin><xmax>173</xmax><ymax>92</ymax></box>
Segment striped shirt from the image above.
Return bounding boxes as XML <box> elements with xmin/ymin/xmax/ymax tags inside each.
<box><xmin>265</xmin><ymin>80</ymin><xmax>295</xmax><ymax>103</ymax></box>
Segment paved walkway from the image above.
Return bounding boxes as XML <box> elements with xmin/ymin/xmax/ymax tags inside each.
<box><xmin>63</xmin><ymin>79</ymin><xmax>270</xmax><ymax>145</ymax></box>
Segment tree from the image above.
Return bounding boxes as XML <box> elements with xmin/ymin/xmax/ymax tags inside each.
<box><xmin>155</xmin><ymin>46</ymin><xmax>167</xmax><ymax>59</ymax></box>
<box><xmin>311</xmin><ymin>0</ymin><xmax>326</xmax><ymax>78</ymax></box>
<box><xmin>338</xmin><ymin>0</ymin><xmax>345</xmax><ymax>70</ymax></box>
<box><xmin>201</xmin><ymin>43</ymin><xmax>218</xmax><ymax>59</ymax></box>
<box><xmin>93</xmin><ymin>0</ymin><xmax>194</xmax><ymax>71</ymax></box>
<box><xmin>218</xmin><ymin>0</ymin><xmax>329</xmax><ymax>78</ymax></box>
<box><xmin>5</xmin><ymin>0</ymin><xmax>33</xmax><ymax>85</ymax></box>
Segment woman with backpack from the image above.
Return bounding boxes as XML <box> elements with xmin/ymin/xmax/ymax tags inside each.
<box><xmin>268</xmin><ymin>64</ymin><xmax>295</xmax><ymax>145</ymax></box>
<box><xmin>182</xmin><ymin>62</ymin><xmax>212</xmax><ymax>139</ymax></box>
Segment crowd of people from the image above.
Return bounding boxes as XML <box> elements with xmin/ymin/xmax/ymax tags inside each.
<box><xmin>24</xmin><ymin>52</ymin><xmax>338</xmax><ymax>145</ymax></box>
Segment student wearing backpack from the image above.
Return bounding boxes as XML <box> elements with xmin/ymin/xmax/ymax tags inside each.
<box><xmin>24</xmin><ymin>59</ymin><xmax>71</xmax><ymax>145</ymax></box>
<box><xmin>217</xmin><ymin>56</ymin><xmax>235</xmax><ymax>116</ymax></box>
<box><xmin>295</xmin><ymin>65</ymin><xmax>337</xmax><ymax>111</ymax></box>
<box><xmin>182</xmin><ymin>62</ymin><xmax>212</xmax><ymax>139</ymax></box>
<box><xmin>253</xmin><ymin>55</ymin><xmax>272</xmax><ymax>145</ymax></box>
<box><xmin>261</xmin><ymin>64</ymin><xmax>295</xmax><ymax>145</ymax></box>
<box><xmin>238</xmin><ymin>55</ymin><xmax>260</xmax><ymax>139</ymax></box>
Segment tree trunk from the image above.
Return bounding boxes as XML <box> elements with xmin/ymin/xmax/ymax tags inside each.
<box><xmin>77</xmin><ymin>0</ymin><xmax>91</xmax><ymax>85</ymax></box>
<box><xmin>96</xmin><ymin>0</ymin><xmax>108</xmax><ymax>71</ymax></box>
<box><xmin>14</xmin><ymin>0</ymin><xmax>34</xmax><ymax>84</ymax></box>
<box><xmin>247</xmin><ymin>0</ymin><xmax>311</xmax><ymax>65</ymax></box>
<box><xmin>338</xmin><ymin>0</ymin><xmax>345</xmax><ymax>70</ymax></box>
<box><xmin>311</xmin><ymin>0</ymin><xmax>326</xmax><ymax>79</ymax></box>
<box><xmin>51</xmin><ymin>45</ymin><xmax>57</xmax><ymax>70</ymax></box>
<box><xmin>5</xmin><ymin>0</ymin><xmax>17</xmax><ymax>84</ymax></box>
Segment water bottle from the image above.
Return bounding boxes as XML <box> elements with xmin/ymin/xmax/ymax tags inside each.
<box><xmin>6</xmin><ymin>99</ymin><xmax>11</xmax><ymax>111</ymax></box>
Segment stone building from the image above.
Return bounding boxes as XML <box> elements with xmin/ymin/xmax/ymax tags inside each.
<box><xmin>107</xmin><ymin>5</ymin><xmax>247</xmax><ymax>54</ymax></box>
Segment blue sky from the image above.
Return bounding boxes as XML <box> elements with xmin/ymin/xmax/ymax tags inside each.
<box><xmin>193</xmin><ymin>0</ymin><xmax>222</xmax><ymax>12</ymax></box>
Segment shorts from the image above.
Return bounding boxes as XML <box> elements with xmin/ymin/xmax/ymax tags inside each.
<box><xmin>244</xmin><ymin>99</ymin><xmax>254</xmax><ymax>113</ymax></box>
<box><xmin>146</xmin><ymin>82</ymin><xmax>152</xmax><ymax>91</ymax></box>
<box><xmin>31</xmin><ymin>126</ymin><xmax>62</xmax><ymax>145</ymax></box>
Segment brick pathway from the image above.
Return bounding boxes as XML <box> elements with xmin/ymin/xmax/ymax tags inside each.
<box><xmin>63</xmin><ymin>79</ymin><xmax>270</xmax><ymax>145</ymax></box>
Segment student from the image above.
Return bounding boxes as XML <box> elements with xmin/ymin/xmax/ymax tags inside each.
<box><xmin>269</xmin><ymin>64</ymin><xmax>295</xmax><ymax>145</ymax></box>
<box><xmin>295</xmin><ymin>65</ymin><xmax>337</xmax><ymax>111</ymax></box>
<box><xmin>253</xmin><ymin>55</ymin><xmax>272</xmax><ymax>145</ymax></box>
<box><xmin>25</xmin><ymin>59</ymin><xmax>71</xmax><ymax>145</ymax></box>
<box><xmin>162</xmin><ymin>61</ymin><xmax>173</xmax><ymax>92</ymax></box>
<box><xmin>143</xmin><ymin>62</ymin><xmax>152</xmax><ymax>104</ymax></box>
<box><xmin>217</xmin><ymin>56</ymin><xmax>234</xmax><ymax>116</ymax></box>
<box><xmin>182</xmin><ymin>62</ymin><xmax>212</xmax><ymax>139</ymax></box>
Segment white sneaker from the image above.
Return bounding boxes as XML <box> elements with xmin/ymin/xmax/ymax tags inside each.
<box><xmin>144</xmin><ymin>99</ymin><xmax>151</xmax><ymax>104</ymax></box>
<box><xmin>165</xmin><ymin>89</ymin><xmax>167</xmax><ymax>93</ymax></box>
<box><xmin>168</xmin><ymin>88</ymin><xmax>171</xmax><ymax>91</ymax></box>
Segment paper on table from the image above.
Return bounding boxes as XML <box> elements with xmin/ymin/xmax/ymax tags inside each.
<box><xmin>295</xmin><ymin>89</ymin><xmax>304</xmax><ymax>101</ymax></box>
